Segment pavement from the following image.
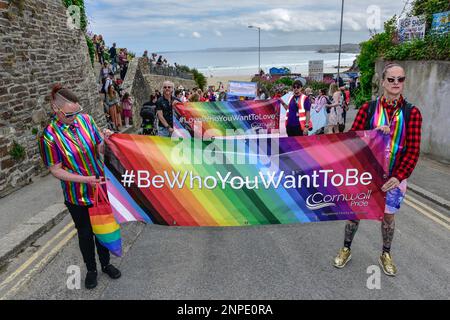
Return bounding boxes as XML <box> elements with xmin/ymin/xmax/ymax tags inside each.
<box><xmin>0</xmin><ymin>106</ymin><xmax>448</xmax><ymax>300</ymax></box>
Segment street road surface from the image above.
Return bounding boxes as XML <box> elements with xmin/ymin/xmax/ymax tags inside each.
<box><xmin>0</xmin><ymin>192</ymin><xmax>448</xmax><ymax>300</ymax></box>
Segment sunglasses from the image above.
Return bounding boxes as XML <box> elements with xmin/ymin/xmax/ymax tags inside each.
<box><xmin>386</xmin><ymin>76</ymin><xmax>406</xmax><ymax>83</ymax></box>
<box><xmin>292</xmin><ymin>85</ymin><xmax>302</xmax><ymax>89</ymax></box>
<box><xmin>58</xmin><ymin>105</ymin><xmax>83</xmax><ymax>118</ymax></box>
<box><xmin>163</xmin><ymin>86</ymin><xmax>173</xmax><ymax>89</ymax></box>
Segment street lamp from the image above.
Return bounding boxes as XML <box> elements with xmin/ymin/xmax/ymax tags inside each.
<box><xmin>248</xmin><ymin>25</ymin><xmax>261</xmax><ymax>75</ymax></box>
<box><xmin>337</xmin><ymin>0</ymin><xmax>345</xmax><ymax>86</ymax></box>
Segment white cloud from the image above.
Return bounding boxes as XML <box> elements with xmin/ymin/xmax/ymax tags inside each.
<box><xmin>85</xmin><ymin>0</ymin><xmax>405</xmax><ymax>51</ymax></box>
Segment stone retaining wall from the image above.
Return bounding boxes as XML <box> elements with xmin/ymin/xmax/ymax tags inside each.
<box><xmin>123</xmin><ymin>58</ymin><xmax>197</xmax><ymax>129</ymax></box>
<box><xmin>0</xmin><ymin>0</ymin><xmax>104</xmax><ymax>197</ymax></box>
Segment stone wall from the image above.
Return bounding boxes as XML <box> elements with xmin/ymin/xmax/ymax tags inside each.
<box><xmin>122</xmin><ymin>58</ymin><xmax>197</xmax><ymax>129</ymax></box>
<box><xmin>0</xmin><ymin>0</ymin><xmax>104</xmax><ymax>197</ymax></box>
<box><xmin>375</xmin><ymin>60</ymin><xmax>450</xmax><ymax>163</ymax></box>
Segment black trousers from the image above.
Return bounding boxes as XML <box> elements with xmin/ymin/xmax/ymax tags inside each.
<box><xmin>66</xmin><ymin>202</ymin><xmax>110</xmax><ymax>272</ymax></box>
<box><xmin>286</xmin><ymin>125</ymin><xmax>304</xmax><ymax>137</ymax></box>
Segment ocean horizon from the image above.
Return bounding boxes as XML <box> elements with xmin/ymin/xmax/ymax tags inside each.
<box><xmin>161</xmin><ymin>50</ymin><xmax>358</xmax><ymax>77</ymax></box>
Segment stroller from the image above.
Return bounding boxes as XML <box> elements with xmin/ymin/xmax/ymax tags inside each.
<box><xmin>103</xmin><ymin>100</ymin><xmax>116</xmax><ymax>132</ymax></box>
<box><xmin>140</xmin><ymin>102</ymin><xmax>156</xmax><ymax>135</ymax></box>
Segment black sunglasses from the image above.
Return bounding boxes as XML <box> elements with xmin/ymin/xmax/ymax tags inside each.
<box><xmin>292</xmin><ymin>85</ymin><xmax>302</xmax><ymax>89</ymax></box>
<box><xmin>387</xmin><ymin>76</ymin><xmax>406</xmax><ymax>83</ymax></box>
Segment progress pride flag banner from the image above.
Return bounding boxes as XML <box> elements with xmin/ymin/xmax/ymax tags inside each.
<box><xmin>173</xmin><ymin>100</ymin><xmax>280</xmax><ymax>138</ymax></box>
<box><xmin>104</xmin><ymin>131</ymin><xmax>388</xmax><ymax>227</ymax></box>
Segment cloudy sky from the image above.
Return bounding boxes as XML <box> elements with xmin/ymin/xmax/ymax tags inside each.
<box><xmin>85</xmin><ymin>0</ymin><xmax>408</xmax><ymax>53</ymax></box>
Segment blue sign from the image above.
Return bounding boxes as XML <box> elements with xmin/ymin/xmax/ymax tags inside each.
<box><xmin>432</xmin><ymin>11</ymin><xmax>450</xmax><ymax>34</ymax></box>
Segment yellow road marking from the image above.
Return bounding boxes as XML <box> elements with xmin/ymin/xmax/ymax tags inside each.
<box><xmin>0</xmin><ymin>228</ymin><xmax>77</xmax><ymax>300</ymax></box>
<box><xmin>405</xmin><ymin>195</ymin><xmax>450</xmax><ymax>223</ymax></box>
<box><xmin>0</xmin><ymin>222</ymin><xmax>74</xmax><ymax>293</ymax></box>
<box><xmin>404</xmin><ymin>199</ymin><xmax>450</xmax><ymax>231</ymax></box>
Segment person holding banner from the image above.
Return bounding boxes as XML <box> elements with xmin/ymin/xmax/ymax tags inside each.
<box><xmin>156</xmin><ymin>81</ymin><xmax>178</xmax><ymax>137</ymax></box>
<box><xmin>333</xmin><ymin>63</ymin><xmax>423</xmax><ymax>276</ymax></box>
<box><xmin>279</xmin><ymin>80</ymin><xmax>312</xmax><ymax>137</ymax></box>
<box><xmin>39</xmin><ymin>85</ymin><xmax>121</xmax><ymax>289</ymax></box>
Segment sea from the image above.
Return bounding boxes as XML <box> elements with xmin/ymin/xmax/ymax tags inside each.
<box><xmin>161</xmin><ymin>50</ymin><xmax>358</xmax><ymax>77</ymax></box>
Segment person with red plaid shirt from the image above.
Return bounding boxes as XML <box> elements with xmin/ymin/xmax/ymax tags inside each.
<box><xmin>333</xmin><ymin>63</ymin><xmax>423</xmax><ymax>276</ymax></box>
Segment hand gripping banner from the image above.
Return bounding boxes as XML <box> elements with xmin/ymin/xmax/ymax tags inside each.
<box><xmin>104</xmin><ymin>131</ymin><xmax>388</xmax><ymax>227</ymax></box>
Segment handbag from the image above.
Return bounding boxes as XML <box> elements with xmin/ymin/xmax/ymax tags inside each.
<box><xmin>89</xmin><ymin>182</ymin><xmax>122</xmax><ymax>257</ymax></box>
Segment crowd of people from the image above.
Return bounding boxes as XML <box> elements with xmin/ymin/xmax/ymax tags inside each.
<box><xmin>93</xmin><ymin>35</ymin><xmax>134</xmax><ymax>132</ymax></box>
<box><xmin>37</xmin><ymin>62</ymin><xmax>423</xmax><ymax>289</ymax></box>
<box><xmin>92</xmin><ymin>35</ymin><xmax>130</xmax><ymax>81</ymax></box>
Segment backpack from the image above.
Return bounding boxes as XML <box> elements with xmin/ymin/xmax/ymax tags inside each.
<box><xmin>325</xmin><ymin>96</ymin><xmax>332</xmax><ymax>114</ymax></box>
<box><xmin>340</xmin><ymin>91</ymin><xmax>349</xmax><ymax>112</ymax></box>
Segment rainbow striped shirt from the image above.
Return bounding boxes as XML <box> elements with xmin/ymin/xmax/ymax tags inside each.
<box><xmin>39</xmin><ymin>114</ymin><xmax>104</xmax><ymax>206</ymax></box>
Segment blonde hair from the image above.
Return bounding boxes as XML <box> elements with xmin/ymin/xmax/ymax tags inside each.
<box><xmin>382</xmin><ymin>63</ymin><xmax>404</xmax><ymax>80</ymax></box>
<box><xmin>162</xmin><ymin>81</ymin><xmax>174</xmax><ymax>91</ymax></box>
<box><xmin>329</xmin><ymin>83</ymin><xmax>339</xmax><ymax>95</ymax></box>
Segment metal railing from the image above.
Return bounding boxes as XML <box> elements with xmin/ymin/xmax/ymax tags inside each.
<box><xmin>149</xmin><ymin>64</ymin><xmax>194</xmax><ymax>80</ymax></box>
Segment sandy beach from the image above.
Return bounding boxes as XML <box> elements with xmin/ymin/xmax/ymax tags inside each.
<box><xmin>207</xmin><ymin>74</ymin><xmax>253</xmax><ymax>89</ymax></box>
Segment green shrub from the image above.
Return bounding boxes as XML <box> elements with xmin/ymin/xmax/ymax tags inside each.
<box><xmin>85</xmin><ymin>35</ymin><xmax>95</xmax><ymax>67</ymax></box>
<box><xmin>354</xmin><ymin>1</ymin><xmax>450</xmax><ymax>107</ymax></box>
<box><xmin>274</xmin><ymin>77</ymin><xmax>293</xmax><ymax>87</ymax></box>
<box><xmin>411</xmin><ymin>0</ymin><xmax>450</xmax><ymax>31</ymax></box>
<box><xmin>191</xmin><ymin>68</ymin><xmax>207</xmax><ymax>90</ymax></box>
<box><xmin>307</xmin><ymin>81</ymin><xmax>330</xmax><ymax>93</ymax></box>
<box><xmin>10</xmin><ymin>141</ymin><xmax>26</xmax><ymax>161</ymax></box>
<box><xmin>176</xmin><ymin>65</ymin><xmax>206</xmax><ymax>90</ymax></box>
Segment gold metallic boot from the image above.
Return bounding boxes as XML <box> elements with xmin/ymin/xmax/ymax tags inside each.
<box><xmin>333</xmin><ymin>247</ymin><xmax>352</xmax><ymax>268</ymax></box>
<box><xmin>378</xmin><ymin>252</ymin><xmax>398</xmax><ymax>276</ymax></box>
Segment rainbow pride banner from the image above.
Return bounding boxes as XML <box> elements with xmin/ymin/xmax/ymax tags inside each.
<box><xmin>104</xmin><ymin>131</ymin><xmax>388</xmax><ymax>227</ymax></box>
<box><xmin>173</xmin><ymin>100</ymin><xmax>280</xmax><ymax>138</ymax></box>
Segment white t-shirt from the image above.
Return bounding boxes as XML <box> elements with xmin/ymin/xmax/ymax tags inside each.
<box><xmin>104</xmin><ymin>78</ymin><xmax>113</xmax><ymax>92</ymax></box>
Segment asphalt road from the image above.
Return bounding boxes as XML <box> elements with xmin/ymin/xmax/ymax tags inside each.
<box><xmin>1</xmin><ymin>107</ymin><xmax>448</xmax><ymax>300</ymax></box>
<box><xmin>1</xmin><ymin>191</ymin><xmax>448</xmax><ymax>300</ymax></box>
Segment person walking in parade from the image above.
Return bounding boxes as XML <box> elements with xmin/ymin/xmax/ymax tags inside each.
<box><xmin>39</xmin><ymin>85</ymin><xmax>121</xmax><ymax>290</ymax></box>
<box><xmin>326</xmin><ymin>83</ymin><xmax>343</xmax><ymax>134</ymax></box>
<box><xmin>156</xmin><ymin>81</ymin><xmax>178</xmax><ymax>137</ymax></box>
<box><xmin>280</xmin><ymin>80</ymin><xmax>312</xmax><ymax>137</ymax></box>
<box><xmin>109</xmin><ymin>43</ymin><xmax>118</xmax><ymax>74</ymax></box>
<box><xmin>332</xmin><ymin>63</ymin><xmax>423</xmax><ymax>276</ymax></box>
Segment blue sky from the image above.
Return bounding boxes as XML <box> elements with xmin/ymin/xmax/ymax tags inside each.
<box><xmin>85</xmin><ymin>0</ymin><xmax>407</xmax><ymax>54</ymax></box>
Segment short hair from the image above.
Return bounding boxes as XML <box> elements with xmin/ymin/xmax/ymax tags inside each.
<box><xmin>382</xmin><ymin>63</ymin><xmax>404</xmax><ymax>80</ymax></box>
<box><xmin>51</xmin><ymin>84</ymin><xmax>79</xmax><ymax>103</ymax></box>
<box><xmin>293</xmin><ymin>80</ymin><xmax>303</xmax><ymax>88</ymax></box>
<box><xmin>162</xmin><ymin>81</ymin><xmax>174</xmax><ymax>90</ymax></box>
